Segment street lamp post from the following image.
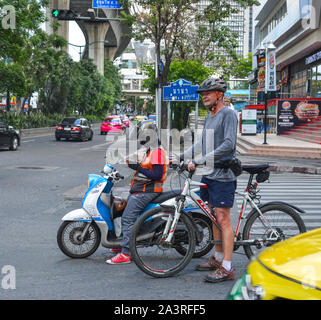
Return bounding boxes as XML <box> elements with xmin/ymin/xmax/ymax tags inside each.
<box><xmin>259</xmin><ymin>40</ymin><xmax>276</xmax><ymax>145</ymax></box>
<box><xmin>68</xmin><ymin>40</ymin><xmax>109</xmax><ymax>61</ymax></box>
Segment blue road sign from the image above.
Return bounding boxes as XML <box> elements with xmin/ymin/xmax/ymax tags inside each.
<box><xmin>163</xmin><ymin>79</ymin><xmax>199</xmax><ymax>102</ymax></box>
<box><xmin>92</xmin><ymin>0</ymin><xmax>121</xmax><ymax>9</ymax></box>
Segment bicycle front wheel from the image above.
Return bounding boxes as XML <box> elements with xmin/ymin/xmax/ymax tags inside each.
<box><xmin>242</xmin><ymin>203</ymin><xmax>306</xmax><ymax>259</ymax></box>
<box><xmin>130</xmin><ymin>207</ymin><xmax>196</xmax><ymax>278</ymax></box>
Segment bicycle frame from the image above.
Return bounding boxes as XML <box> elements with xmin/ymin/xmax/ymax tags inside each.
<box><xmin>164</xmin><ymin>174</ymin><xmax>278</xmax><ymax>246</ymax></box>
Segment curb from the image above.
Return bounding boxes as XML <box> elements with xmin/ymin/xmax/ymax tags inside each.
<box><xmin>21</xmin><ymin>127</ymin><xmax>56</xmax><ymax>138</ymax></box>
<box><xmin>268</xmin><ymin>165</ymin><xmax>321</xmax><ymax>175</ymax></box>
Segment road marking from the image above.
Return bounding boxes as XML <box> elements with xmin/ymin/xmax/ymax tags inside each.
<box><xmin>236</xmin><ymin>175</ymin><xmax>321</xmax><ymax>232</ymax></box>
<box><xmin>21</xmin><ymin>139</ymin><xmax>35</xmax><ymax>143</ymax></box>
<box><xmin>80</xmin><ymin>142</ymin><xmax>111</xmax><ymax>151</ymax></box>
<box><xmin>80</xmin><ymin>134</ymin><xmax>127</xmax><ymax>151</ymax></box>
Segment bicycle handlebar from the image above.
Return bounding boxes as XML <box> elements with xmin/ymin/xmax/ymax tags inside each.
<box><xmin>170</xmin><ymin>161</ymin><xmax>196</xmax><ymax>178</ymax></box>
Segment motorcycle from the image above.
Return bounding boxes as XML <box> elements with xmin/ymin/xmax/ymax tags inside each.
<box><xmin>57</xmin><ymin>163</ymin><xmax>214</xmax><ymax>259</ymax></box>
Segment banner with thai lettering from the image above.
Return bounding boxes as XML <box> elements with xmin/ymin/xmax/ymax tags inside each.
<box><xmin>256</xmin><ymin>52</ymin><xmax>265</xmax><ymax>93</ymax></box>
<box><xmin>266</xmin><ymin>50</ymin><xmax>276</xmax><ymax>92</ymax></box>
<box><xmin>277</xmin><ymin>100</ymin><xmax>321</xmax><ymax>134</ymax></box>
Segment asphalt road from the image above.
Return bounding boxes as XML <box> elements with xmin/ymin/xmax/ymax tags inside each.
<box><xmin>1</xmin><ymin>126</ymin><xmax>320</xmax><ymax>302</ymax></box>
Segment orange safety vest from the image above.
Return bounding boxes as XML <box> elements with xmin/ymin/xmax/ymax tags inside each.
<box><xmin>130</xmin><ymin>147</ymin><xmax>168</xmax><ymax>193</ymax></box>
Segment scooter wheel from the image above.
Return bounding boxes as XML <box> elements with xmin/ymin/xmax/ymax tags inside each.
<box><xmin>57</xmin><ymin>221</ymin><xmax>101</xmax><ymax>258</ymax></box>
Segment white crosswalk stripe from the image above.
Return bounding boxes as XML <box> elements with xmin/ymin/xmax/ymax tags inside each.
<box><xmin>235</xmin><ymin>174</ymin><xmax>321</xmax><ymax>231</ymax></box>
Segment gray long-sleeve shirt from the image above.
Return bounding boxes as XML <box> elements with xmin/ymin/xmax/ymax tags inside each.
<box><xmin>180</xmin><ymin>107</ymin><xmax>238</xmax><ymax>182</ymax></box>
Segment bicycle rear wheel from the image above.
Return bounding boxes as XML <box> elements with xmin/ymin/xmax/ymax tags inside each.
<box><xmin>242</xmin><ymin>203</ymin><xmax>306</xmax><ymax>259</ymax></box>
<box><xmin>130</xmin><ymin>207</ymin><xmax>196</xmax><ymax>278</ymax></box>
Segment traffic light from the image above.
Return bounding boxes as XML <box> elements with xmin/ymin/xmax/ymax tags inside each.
<box><xmin>51</xmin><ymin>9</ymin><xmax>78</xmax><ymax>20</ymax></box>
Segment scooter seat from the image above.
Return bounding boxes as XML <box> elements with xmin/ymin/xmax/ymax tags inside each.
<box><xmin>150</xmin><ymin>189</ymin><xmax>181</xmax><ymax>204</ymax></box>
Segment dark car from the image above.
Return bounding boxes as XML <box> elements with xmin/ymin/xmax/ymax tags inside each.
<box><xmin>55</xmin><ymin>117</ymin><xmax>93</xmax><ymax>142</ymax></box>
<box><xmin>0</xmin><ymin>119</ymin><xmax>20</xmax><ymax>151</ymax></box>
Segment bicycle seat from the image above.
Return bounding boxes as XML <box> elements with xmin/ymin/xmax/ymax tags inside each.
<box><xmin>242</xmin><ymin>163</ymin><xmax>269</xmax><ymax>174</ymax></box>
<box><xmin>150</xmin><ymin>189</ymin><xmax>181</xmax><ymax>203</ymax></box>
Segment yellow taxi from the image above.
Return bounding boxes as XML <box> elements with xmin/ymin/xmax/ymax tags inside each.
<box><xmin>227</xmin><ymin>228</ymin><xmax>321</xmax><ymax>300</ymax></box>
<box><xmin>134</xmin><ymin>115</ymin><xmax>147</xmax><ymax>124</ymax></box>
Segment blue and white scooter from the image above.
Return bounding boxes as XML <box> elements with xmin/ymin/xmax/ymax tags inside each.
<box><xmin>57</xmin><ymin>163</ymin><xmax>182</xmax><ymax>258</ymax></box>
<box><xmin>57</xmin><ymin>163</ymin><xmax>213</xmax><ymax>259</ymax></box>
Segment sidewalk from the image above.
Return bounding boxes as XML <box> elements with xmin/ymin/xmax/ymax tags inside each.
<box><xmin>237</xmin><ymin>133</ymin><xmax>321</xmax><ymax>174</ymax></box>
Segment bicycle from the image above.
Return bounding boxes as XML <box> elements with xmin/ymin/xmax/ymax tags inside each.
<box><xmin>130</xmin><ymin>162</ymin><xmax>307</xmax><ymax>278</ymax></box>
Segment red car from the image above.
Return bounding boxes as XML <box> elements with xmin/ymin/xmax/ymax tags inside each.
<box><xmin>100</xmin><ymin>116</ymin><xmax>125</xmax><ymax>134</ymax></box>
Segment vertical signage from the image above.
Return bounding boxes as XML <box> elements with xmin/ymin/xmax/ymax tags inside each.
<box><xmin>266</xmin><ymin>50</ymin><xmax>277</xmax><ymax>92</ymax></box>
<box><xmin>256</xmin><ymin>51</ymin><xmax>266</xmax><ymax>94</ymax></box>
<box><xmin>241</xmin><ymin>109</ymin><xmax>257</xmax><ymax>135</ymax></box>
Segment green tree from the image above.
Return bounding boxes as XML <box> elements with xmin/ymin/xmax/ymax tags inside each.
<box><xmin>38</xmin><ymin>50</ymin><xmax>75</xmax><ymax>115</ymax></box>
<box><xmin>67</xmin><ymin>59</ymin><xmax>109</xmax><ymax>116</ymax></box>
<box><xmin>104</xmin><ymin>59</ymin><xmax>124</xmax><ymax>111</ymax></box>
<box><xmin>0</xmin><ymin>0</ymin><xmax>49</xmax><ymax>62</ymax></box>
<box><xmin>120</xmin><ymin>0</ymin><xmax>259</xmax><ymax>128</ymax></box>
<box><xmin>0</xmin><ymin>0</ymin><xmax>68</xmax><ymax>114</ymax></box>
<box><xmin>229</xmin><ymin>52</ymin><xmax>253</xmax><ymax>79</ymax></box>
<box><xmin>141</xmin><ymin>59</ymin><xmax>213</xmax><ymax>130</ymax></box>
<box><xmin>168</xmin><ymin>60</ymin><xmax>213</xmax><ymax>130</ymax></box>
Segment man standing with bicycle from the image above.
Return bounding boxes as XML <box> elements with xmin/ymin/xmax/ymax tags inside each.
<box><xmin>179</xmin><ymin>78</ymin><xmax>238</xmax><ymax>283</ymax></box>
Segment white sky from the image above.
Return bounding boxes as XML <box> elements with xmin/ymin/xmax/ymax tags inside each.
<box><xmin>41</xmin><ymin>20</ymin><xmax>85</xmax><ymax>62</ymax></box>
<box><xmin>68</xmin><ymin>21</ymin><xmax>86</xmax><ymax>61</ymax></box>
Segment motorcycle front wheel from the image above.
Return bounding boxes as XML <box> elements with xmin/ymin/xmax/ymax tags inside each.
<box><xmin>57</xmin><ymin>221</ymin><xmax>101</xmax><ymax>258</ymax></box>
<box><xmin>130</xmin><ymin>207</ymin><xmax>196</xmax><ymax>278</ymax></box>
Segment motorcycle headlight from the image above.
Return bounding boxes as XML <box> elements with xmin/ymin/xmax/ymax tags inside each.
<box><xmin>226</xmin><ymin>271</ymin><xmax>265</xmax><ymax>300</ymax></box>
<box><xmin>103</xmin><ymin>164</ymin><xmax>114</xmax><ymax>174</ymax></box>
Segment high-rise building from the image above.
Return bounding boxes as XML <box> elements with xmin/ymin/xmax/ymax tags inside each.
<box><xmin>197</xmin><ymin>1</ymin><xmax>255</xmax><ymax>66</ymax></box>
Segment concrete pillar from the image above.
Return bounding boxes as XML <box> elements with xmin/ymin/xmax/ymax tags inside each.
<box><xmin>105</xmin><ymin>47</ymin><xmax>118</xmax><ymax>61</ymax></box>
<box><xmin>83</xmin><ymin>22</ymin><xmax>110</xmax><ymax>75</ymax></box>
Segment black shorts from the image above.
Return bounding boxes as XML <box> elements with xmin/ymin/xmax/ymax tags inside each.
<box><xmin>199</xmin><ymin>176</ymin><xmax>237</xmax><ymax>208</ymax></box>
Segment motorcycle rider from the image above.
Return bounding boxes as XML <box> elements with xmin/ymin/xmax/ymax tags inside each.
<box><xmin>106</xmin><ymin>122</ymin><xmax>168</xmax><ymax>264</ymax></box>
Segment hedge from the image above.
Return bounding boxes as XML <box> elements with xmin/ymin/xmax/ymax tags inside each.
<box><xmin>0</xmin><ymin>113</ymin><xmax>104</xmax><ymax>129</ymax></box>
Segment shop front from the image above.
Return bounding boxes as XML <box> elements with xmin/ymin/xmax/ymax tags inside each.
<box><xmin>278</xmin><ymin>48</ymin><xmax>321</xmax><ymax>99</ymax></box>
<box><xmin>244</xmin><ymin>99</ymin><xmax>277</xmax><ymax>134</ymax></box>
